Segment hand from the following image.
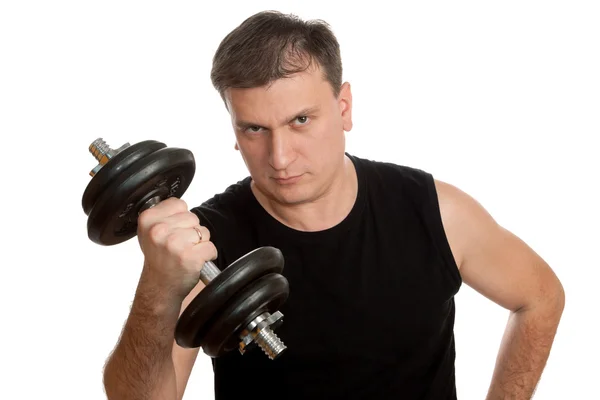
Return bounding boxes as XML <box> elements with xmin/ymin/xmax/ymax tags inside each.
<box><xmin>136</xmin><ymin>197</ymin><xmax>217</xmax><ymax>301</ymax></box>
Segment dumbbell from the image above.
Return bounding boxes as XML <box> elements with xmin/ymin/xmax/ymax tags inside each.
<box><xmin>82</xmin><ymin>138</ymin><xmax>289</xmax><ymax>360</ymax></box>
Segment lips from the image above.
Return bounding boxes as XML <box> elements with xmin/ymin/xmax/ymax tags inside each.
<box><xmin>273</xmin><ymin>174</ymin><xmax>302</xmax><ymax>184</ymax></box>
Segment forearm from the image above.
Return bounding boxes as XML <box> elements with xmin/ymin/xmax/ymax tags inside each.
<box><xmin>485</xmin><ymin>300</ymin><xmax>564</xmax><ymax>399</ymax></box>
<box><xmin>103</xmin><ymin>269</ymin><xmax>182</xmax><ymax>400</ymax></box>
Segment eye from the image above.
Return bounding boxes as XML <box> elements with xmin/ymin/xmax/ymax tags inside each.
<box><xmin>246</xmin><ymin>126</ymin><xmax>263</xmax><ymax>133</ymax></box>
<box><xmin>294</xmin><ymin>116</ymin><xmax>309</xmax><ymax>125</ymax></box>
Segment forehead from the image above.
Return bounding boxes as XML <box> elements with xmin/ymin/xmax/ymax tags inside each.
<box><xmin>224</xmin><ymin>67</ymin><xmax>334</xmax><ymax>121</ymax></box>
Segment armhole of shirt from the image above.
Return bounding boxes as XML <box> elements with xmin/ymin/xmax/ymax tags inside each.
<box><xmin>422</xmin><ymin>172</ymin><xmax>463</xmax><ymax>288</ymax></box>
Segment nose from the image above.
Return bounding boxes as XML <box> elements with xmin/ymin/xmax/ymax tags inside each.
<box><xmin>268</xmin><ymin>129</ymin><xmax>295</xmax><ymax>171</ymax></box>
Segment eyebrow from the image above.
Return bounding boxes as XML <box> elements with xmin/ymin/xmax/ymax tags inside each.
<box><xmin>236</xmin><ymin>105</ymin><xmax>321</xmax><ymax>129</ymax></box>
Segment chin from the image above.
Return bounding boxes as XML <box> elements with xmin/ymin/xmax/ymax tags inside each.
<box><xmin>263</xmin><ymin>180</ymin><xmax>314</xmax><ymax>206</ymax></box>
<box><xmin>278</xmin><ymin>193</ymin><xmax>312</xmax><ymax>206</ymax></box>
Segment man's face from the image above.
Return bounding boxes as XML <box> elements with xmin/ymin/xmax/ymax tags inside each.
<box><xmin>224</xmin><ymin>65</ymin><xmax>353</xmax><ymax>206</ymax></box>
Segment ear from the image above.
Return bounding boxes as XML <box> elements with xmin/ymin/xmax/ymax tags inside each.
<box><xmin>234</xmin><ymin>142</ymin><xmax>239</xmax><ymax>150</ymax></box>
<box><xmin>338</xmin><ymin>82</ymin><xmax>353</xmax><ymax>132</ymax></box>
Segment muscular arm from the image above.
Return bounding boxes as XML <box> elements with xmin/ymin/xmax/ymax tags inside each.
<box><xmin>435</xmin><ymin>179</ymin><xmax>565</xmax><ymax>399</ymax></box>
<box><xmin>103</xmin><ymin>270</ymin><xmax>203</xmax><ymax>400</ymax></box>
<box><xmin>485</xmin><ymin>295</ymin><xmax>563</xmax><ymax>399</ymax></box>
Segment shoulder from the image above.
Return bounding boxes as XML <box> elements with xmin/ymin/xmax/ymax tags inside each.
<box><xmin>358</xmin><ymin>155</ymin><xmax>489</xmax><ymax>271</ymax></box>
<box><xmin>432</xmin><ymin>177</ymin><xmax>564</xmax><ymax>313</ymax></box>
<box><xmin>432</xmin><ymin>177</ymin><xmax>501</xmax><ymax>271</ymax></box>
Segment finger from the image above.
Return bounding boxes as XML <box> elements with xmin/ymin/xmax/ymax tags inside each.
<box><xmin>165</xmin><ymin>226</ymin><xmax>211</xmax><ymax>254</ymax></box>
<box><xmin>160</xmin><ymin>212</ymin><xmax>200</xmax><ymax>230</ymax></box>
<box><xmin>138</xmin><ymin>198</ymin><xmax>188</xmax><ymax>229</ymax></box>
<box><xmin>193</xmin><ymin>225</ymin><xmax>211</xmax><ymax>243</ymax></box>
<box><xmin>182</xmin><ymin>241</ymin><xmax>219</xmax><ymax>271</ymax></box>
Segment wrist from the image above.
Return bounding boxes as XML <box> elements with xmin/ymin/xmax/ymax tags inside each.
<box><xmin>134</xmin><ymin>267</ymin><xmax>183</xmax><ymax>317</ymax></box>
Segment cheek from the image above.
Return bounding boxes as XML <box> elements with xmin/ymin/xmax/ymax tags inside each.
<box><xmin>238</xmin><ymin>141</ymin><xmax>269</xmax><ymax>170</ymax></box>
<box><xmin>319</xmin><ymin>119</ymin><xmax>345</xmax><ymax>149</ymax></box>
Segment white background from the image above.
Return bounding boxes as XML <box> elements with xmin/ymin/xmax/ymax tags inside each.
<box><xmin>1</xmin><ymin>1</ymin><xmax>598</xmax><ymax>399</ymax></box>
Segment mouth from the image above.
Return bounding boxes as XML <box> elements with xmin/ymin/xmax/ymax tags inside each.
<box><xmin>273</xmin><ymin>174</ymin><xmax>303</xmax><ymax>185</ymax></box>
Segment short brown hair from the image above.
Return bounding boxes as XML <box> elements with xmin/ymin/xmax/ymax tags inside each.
<box><xmin>211</xmin><ymin>10</ymin><xmax>343</xmax><ymax>102</ymax></box>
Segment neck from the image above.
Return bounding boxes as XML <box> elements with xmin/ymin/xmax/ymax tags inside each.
<box><xmin>252</xmin><ymin>155</ymin><xmax>358</xmax><ymax>232</ymax></box>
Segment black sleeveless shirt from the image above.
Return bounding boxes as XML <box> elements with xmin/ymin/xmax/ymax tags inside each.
<box><xmin>191</xmin><ymin>154</ymin><xmax>462</xmax><ymax>399</ymax></box>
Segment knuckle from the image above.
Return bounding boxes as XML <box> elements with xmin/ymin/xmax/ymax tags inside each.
<box><xmin>200</xmin><ymin>226</ymin><xmax>211</xmax><ymax>241</ymax></box>
<box><xmin>207</xmin><ymin>241</ymin><xmax>218</xmax><ymax>260</ymax></box>
<box><xmin>165</xmin><ymin>233</ymin><xmax>183</xmax><ymax>253</ymax></box>
<box><xmin>170</xmin><ymin>197</ymin><xmax>187</xmax><ymax>211</ymax></box>
<box><xmin>189</xmin><ymin>212</ymin><xmax>200</xmax><ymax>226</ymax></box>
<box><xmin>137</xmin><ymin>209</ymin><xmax>155</xmax><ymax>230</ymax></box>
<box><xmin>148</xmin><ymin>222</ymin><xmax>169</xmax><ymax>242</ymax></box>
<box><xmin>179</xmin><ymin>198</ymin><xmax>188</xmax><ymax>209</ymax></box>
<box><xmin>159</xmin><ymin>197</ymin><xmax>187</xmax><ymax>215</ymax></box>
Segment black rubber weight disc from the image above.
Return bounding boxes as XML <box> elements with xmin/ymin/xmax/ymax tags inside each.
<box><xmin>175</xmin><ymin>246</ymin><xmax>285</xmax><ymax>349</ymax></box>
<box><xmin>82</xmin><ymin>140</ymin><xmax>166</xmax><ymax>215</ymax></box>
<box><xmin>87</xmin><ymin>147</ymin><xmax>195</xmax><ymax>245</ymax></box>
<box><xmin>201</xmin><ymin>273</ymin><xmax>290</xmax><ymax>358</ymax></box>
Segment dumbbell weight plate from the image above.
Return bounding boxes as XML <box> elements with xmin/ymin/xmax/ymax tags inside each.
<box><xmin>175</xmin><ymin>246</ymin><xmax>285</xmax><ymax>349</ymax></box>
<box><xmin>82</xmin><ymin>140</ymin><xmax>167</xmax><ymax>215</ymax></box>
<box><xmin>87</xmin><ymin>147</ymin><xmax>195</xmax><ymax>245</ymax></box>
<box><xmin>201</xmin><ymin>273</ymin><xmax>289</xmax><ymax>358</ymax></box>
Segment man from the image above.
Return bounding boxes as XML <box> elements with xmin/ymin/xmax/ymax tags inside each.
<box><xmin>102</xmin><ymin>10</ymin><xmax>565</xmax><ymax>400</ymax></box>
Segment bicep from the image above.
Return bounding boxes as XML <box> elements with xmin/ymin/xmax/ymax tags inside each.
<box><xmin>172</xmin><ymin>280</ymin><xmax>205</xmax><ymax>400</ymax></box>
<box><xmin>460</xmin><ymin>222</ymin><xmax>560</xmax><ymax>312</ymax></box>
<box><xmin>436</xmin><ymin>179</ymin><xmax>563</xmax><ymax>312</ymax></box>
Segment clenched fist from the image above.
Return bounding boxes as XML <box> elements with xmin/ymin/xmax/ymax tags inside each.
<box><xmin>136</xmin><ymin>197</ymin><xmax>218</xmax><ymax>302</ymax></box>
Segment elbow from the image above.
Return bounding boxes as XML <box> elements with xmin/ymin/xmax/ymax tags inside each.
<box><xmin>541</xmin><ymin>264</ymin><xmax>566</xmax><ymax>319</ymax></box>
<box><xmin>517</xmin><ymin>270</ymin><xmax>565</xmax><ymax>326</ymax></box>
<box><xmin>532</xmin><ymin>275</ymin><xmax>566</xmax><ymax>325</ymax></box>
<box><xmin>102</xmin><ymin>359</ymin><xmax>118</xmax><ymax>400</ymax></box>
<box><xmin>102</xmin><ymin>356</ymin><xmax>129</xmax><ymax>400</ymax></box>
<box><xmin>546</xmin><ymin>269</ymin><xmax>566</xmax><ymax>318</ymax></box>
<box><xmin>554</xmin><ymin>278</ymin><xmax>566</xmax><ymax>319</ymax></box>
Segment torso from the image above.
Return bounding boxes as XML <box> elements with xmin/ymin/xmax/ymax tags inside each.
<box><xmin>192</xmin><ymin>154</ymin><xmax>462</xmax><ymax>399</ymax></box>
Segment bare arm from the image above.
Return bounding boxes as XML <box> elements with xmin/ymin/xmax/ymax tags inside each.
<box><xmin>103</xmin><ymin>273</ymin><xmax>205</xmax><ymax>400</ymax></box>
<box><xmin>485</xmin><ymin>295</ymin><xmax>563</xmax><ymax>399</ymax></box>
<box><xmin>103</xmin><ymin>269</ymin><xmax>181</xmax><ymax>399</ymax></box>
<box><xmin>435</xmin><ymin>179</ymin><xmax>565</xmax><ymax>399</ymax></box>
<box><xmin>104</xmin><ymin>272</ymin><xmax>179</xmax><ymax>400</ymax></box>
<box><xmin>103</xmin><ymin>198</ymin><xmax>216</xmax><ymax>400</ymax></box>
